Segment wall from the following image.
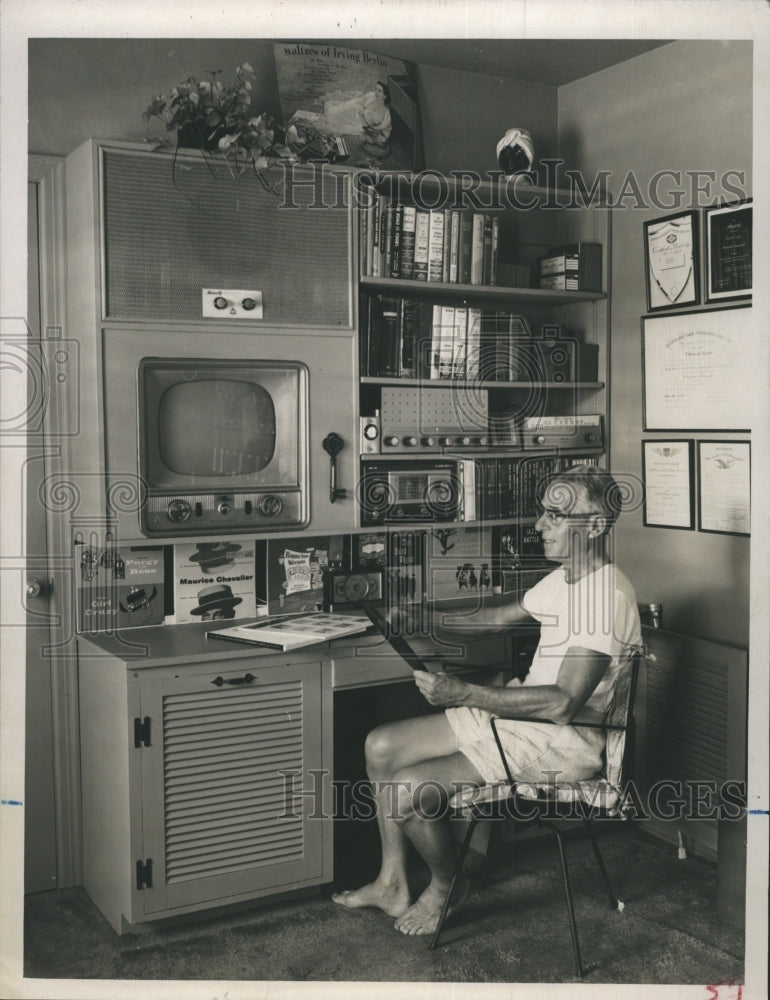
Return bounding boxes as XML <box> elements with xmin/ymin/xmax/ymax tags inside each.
<box><xmin>559</xmin><ymin>41</ymin><xmax>753</xmax><ymax>648</ymax></box>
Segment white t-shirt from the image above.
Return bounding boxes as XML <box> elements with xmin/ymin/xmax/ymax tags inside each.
<box><xmin>520</xmin><ymin>563</ymin><xmax>642</xmax><ymax>715</ymax></box>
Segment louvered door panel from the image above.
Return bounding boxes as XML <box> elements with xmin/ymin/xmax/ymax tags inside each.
<box><xmin>135</xmin><ymin>660</ymin><xmax>327</xmax><ymax>918</ymax></box>
<box><xmin>635</xmin><ymin>627</ymin><xmax>747</xmax><ymax>859</ymax></box>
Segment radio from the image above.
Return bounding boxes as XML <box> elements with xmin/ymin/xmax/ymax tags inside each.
<box><xmin>509</xmin><ymin>339</ymin><xmax>599</xmax><ymax>384</ymax></box>
<box><xmin>378</xmin><ymin>386</ymin><xmax>490</xmax><ymax>454</ymax></box>
<box><xmin>521</xmin><ymin>415</ymin><xmax>604</xmax><ymax>450</ymax></box>
<box><xmin>358</xmin><ymin>461</ymin><xmax>463</xmax><ymax>525</ymax></box>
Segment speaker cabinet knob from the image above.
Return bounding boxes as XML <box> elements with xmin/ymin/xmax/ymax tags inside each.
<box><xmin>241</xmin><ymin>297</ymin><xmax>258</xmax><ymax>311</ymax></box>
<box><xmin>213</xmin><ymin>296</ymin><xmax>229</xmax><ymax>310</ymax></box>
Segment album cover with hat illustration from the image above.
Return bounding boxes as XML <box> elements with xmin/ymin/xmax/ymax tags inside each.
<box><xmin>174</xmin><ymin>538</ymin><xmax>257</xmax><ymax>623</ymax></box>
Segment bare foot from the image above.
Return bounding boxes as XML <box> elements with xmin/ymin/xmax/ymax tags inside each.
<box><xmin>394</xmin><ymin>875</ymin><xmax>471</xmax><ymax>936</ymax></box>
<box><xmin>331</xmin><ymin>878</ymin><xmax>411</xmax><ymax>918</ymax></box>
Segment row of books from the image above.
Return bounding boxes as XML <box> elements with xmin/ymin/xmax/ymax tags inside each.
<box><xmin>461</xmin><ymin>455</ymin><xmax>597</xmax><ymax>522</ymax></box>
<box><xmin>362</xmin><ymin>294</ymin><xmax>532</xmax><ymax>381</ymax></box>
<box><xmin>360</xmin><ymin>193</ymin><xmax>502</xmax><ymax>286</ymax></box>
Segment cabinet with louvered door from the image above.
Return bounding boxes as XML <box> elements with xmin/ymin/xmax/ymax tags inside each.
<box><xmin>77</xmin><ymin>629</ymin><xmax>333</xmax><ymax>934</ymax></box>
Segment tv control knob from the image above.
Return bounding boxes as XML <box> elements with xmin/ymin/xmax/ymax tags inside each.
<box><xmin>422</xmin><ymin>436</ymin><xmax>437</xmax><ymax>447</ymax></box>
<box><xmin>384</xmin><ymin>436</ymin><xmax>399</xmax><ymax>447</ymax></box>
<box><xmin>213</xmin><ymin>296</ymin><xmax>229</xmax><ymax>310</ymax></box>
<box><xmin>404</xmin><ymin>436</ymin><xmax>418</xmax><ymax>447</ymax></box>
<box><xmin>241</xmin><ymin>297</ymin><xmax>257</xmax><ymax>311</ymax></box>
<box><xmin>167</xmin><ymin>499</ymin><xmax>192</xmax><ymax>523</ymax></box>
<box><xmin>535</xmin><ymin>434</ymin><xmax>546</xmax><ymax>445</ymax></box>
<box><xmin>460</xmin><ymin>436</ymin><xmax>471</xmax><ymax>446</ymax></box>
<box><xmin>217</xmin><ymin>498</ymin><xmax>232</xmax><ymax>516</ymax></box>
<box><xmin>260</xmin><ymin>494</ymin><xmax>283</xmax><ymax>517</ymax></box>
<box><xmin>478</xmin><ymin>436</ymin><xmax>489</xmax><ymax>447</ymax></box>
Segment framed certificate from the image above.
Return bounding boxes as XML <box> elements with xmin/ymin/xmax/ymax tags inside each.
<box><xmin>642</xmin><ymin>306</ymin><xmax>752</xmax><ymax>431</ymax></box>
<box><xmin>642</xmin><ymin>440</ymin><xmax>695</xmax><ymax>530</ymax></box>
<box><xmin>705</xmin><ymin>200</ymin><xmax>752</xmax><ymax>303</ymax></box>
<box><xmin>697</xmin><ymin>440</ymin><xmax>751</xmax><ymax>536</ymax></box>
<box><xmin>644</xmin><ymin>210</ymin><xmax>699</xmax><ymax>312</ymax></box>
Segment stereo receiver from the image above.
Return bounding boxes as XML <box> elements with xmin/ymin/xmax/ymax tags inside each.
<box><xmin>358</xmin><ymin>461</ymin><xmax>463</xmax><ymax>525</ymax></box>
<box><xmin>521</xmin><ymin>415</ymin><xmax>604</xmax><ymax>450</ymax></box>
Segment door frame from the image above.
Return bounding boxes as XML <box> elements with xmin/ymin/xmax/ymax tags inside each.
<box><xmin>27</xmin><ymin>154</ymin><xmax>82</xmax><ymax>888</ymax></box>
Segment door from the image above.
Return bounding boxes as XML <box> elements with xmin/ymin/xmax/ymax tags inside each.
<box><xmin>23</xmin><ymin>178</ymin><xmax>57</xmax><ymax>892</ymax></box>
<box><xmin>134</xmin><ymin>659</ymin><xmax>328</xmax><ymax>921</ymax></box>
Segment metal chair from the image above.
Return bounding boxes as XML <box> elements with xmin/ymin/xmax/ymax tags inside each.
<box><xmin>429</xmin><ymin>652</ymin><xmax>642</xmax><ymax>980</ymax></box>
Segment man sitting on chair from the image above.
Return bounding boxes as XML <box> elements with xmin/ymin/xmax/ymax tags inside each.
<box><xmin>332</xmin><ymin>466</ymin><xmax>641</xmax><ymax>935</ymax></box>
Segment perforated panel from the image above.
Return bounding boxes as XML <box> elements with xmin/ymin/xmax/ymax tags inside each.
<box><xmin>102</xmin><ymin>150</ymin><xmax>352</xmax><ymax>325</ymax></box>
<box><xmin>381</xmin><ymin>386</ymin><xmax>489</xmax><ymax>434</ymax></box>
<box><xmin>161</xmin><ymin>680</ymin><xmax>305</xmax><ymax>884</ymax></box>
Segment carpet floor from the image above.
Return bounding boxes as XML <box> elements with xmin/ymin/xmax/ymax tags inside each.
<box><xmin>23</xmin><ymin>825</ymin><xmax>744</xmax><ymax>986</ymax></box>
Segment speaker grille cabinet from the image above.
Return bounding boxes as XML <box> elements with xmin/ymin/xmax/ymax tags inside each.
<box><xmin>101</xmin><ymin>149</ymin><xmax>353</xmax><ymax>326</ymax></box>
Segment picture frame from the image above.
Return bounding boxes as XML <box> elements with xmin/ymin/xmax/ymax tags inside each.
<box><xmin>643</xmin><ymin>210</ymin><xmax>700</xmax><ymax>312</ymax></box>
<box><xmin>642</xmin><ymin>439</ymin><xmax>695</xmax><ymax>530</ymax></box>
<box><xmin>641</xmin><ymin>306</ymin><xmax>751</xmax><ymax>431</ymax></box>
<box><xmin>705</xmin><ymin>199</ymin><xmax>752</xmax><ymax>303</ymax></box>
<box><xmin>697</xmin><ymin>440</ymin><xmax>751</xmax><ymax>536</ymax></box>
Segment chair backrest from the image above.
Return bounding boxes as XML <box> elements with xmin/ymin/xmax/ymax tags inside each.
<box><xmin>603</xmin><ymin>652</ymin><xmax>641</xmax><ymax>790</ymax></box>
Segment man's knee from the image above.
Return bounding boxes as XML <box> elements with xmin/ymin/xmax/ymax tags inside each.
<box><xmin>364</xmin><ymin>723</ymin><xmax>401</xmax><ymax>772</ymax></box>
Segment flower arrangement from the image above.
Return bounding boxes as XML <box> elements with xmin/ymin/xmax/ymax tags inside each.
<box><xmin>143</xmin><ymin>63</ymin><xmax>299</xmax><ymax>173</ymax></box>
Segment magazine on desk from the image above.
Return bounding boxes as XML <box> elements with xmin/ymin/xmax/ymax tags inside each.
<box><xmin>207</xmin><ymin>611</ymin><xmax>372</xmax><ymax>651</ymax></box>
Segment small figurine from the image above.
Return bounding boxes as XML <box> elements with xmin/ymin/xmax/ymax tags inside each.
<box><xmin>496</xmin><ymin>128</ymin><xmax>535</xmax><ymax>176</ymax></box>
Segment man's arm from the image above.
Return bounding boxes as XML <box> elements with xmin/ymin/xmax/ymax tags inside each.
<box><xmin>414</xmin><ymin>646</ymin><xmax>611</xmax><ymax>725</ymax></box>
<box><xmin>431</xmin><ymin>595</ymin><xmax>535</xmax><ymax>632</ymax></box>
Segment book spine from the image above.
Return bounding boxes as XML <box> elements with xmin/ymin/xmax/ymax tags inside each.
<box><xmin>449</xmin><ymin>210</ymin><xmax>461</xmax><ymax>283</ymax></box>
<box><xmin>461</xmin><ymin>459</ymin><xmax>476</xmax><ymax>522</ymax></box>
<box><xmin>438</xmin><ymin>305</ymin><xmax>456</xmax><ymax>378</ymax></box>
<box><xmin>482</xmin><ymin>214</ymin><xmax>493</xmax><ymax>286</ymax></box>
<box><xmin>399</xmin><ymin>205</ymin><xmax>417</xmax><ymax>279</ymax></box>
<box><xmin>458</xmin><ymin>212</ymin><xmax>473</xmax><ymax>284</ymax></box>
<box><xmin>489</xmin><ymin>216</ymin><xmax>500</xmax><ymax>286</ymax></box>
<box><xmin>465</xmin><ymin>307</ymin><xmax>482</xmax><ymax>380</ymax></box>
<box><xmin>413</xmin><ymin>209</ymin><xmax>430</xmax><ymax>281</ymax></box>
<box><xmin>371</xmin><ymin>192</ymin><xmax>382</xmax><ymax>277</ymax></box>
<box><xmin>382</xmin><ymin>202</ymin><xmax>395</xmax><ymax>279</ymax></box>
<box><xmin>360</xmin><ymin>201</ymin><xmax>370</xmax><ymax>277</ymax></box>
<box><xmin>470</xmin><ymin>213</ymin><xmax>485</xmax><ymax>285</ymax></box>
<box><xmin>430</xmin><ymin>304</ymin><xmax>443</xmax><ymax>379</ymax></box>
<box><xmin>399</xmin><ymin>298</ymin><xmax>418</xmax><ymax>378</ymax></box>
<box><xmin>453</xmin><ymin>305</ymin><xmax>468</xmax><ymax>379</ymax></box>
<box><xmin>390</xmin><ymin>204</ymin><xmax>403</xmax><ymax>278</ymax></box>
<box><xmin>428</xmin><ymin>210</ymin><xmax>445</xmax><ymax>282</ymax></box>
<box><xmin>441</xmin><ymin>209</ymin><xmax>452</xmax><ymax>283</ymax></box>
<box><xmin>416</xmin><ymin>300</ymin><xmax>434</xmax><ymax>379</ymax></box>
<box><xmin>377</xmin><ymin>296</ymin><xmax>401</xmax><ymax>377</ymax></box>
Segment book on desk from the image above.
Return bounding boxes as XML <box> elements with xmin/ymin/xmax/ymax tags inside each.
<box><xmin>207</xmin><ymin>611</ymin><xmax>372</xmax><ymax>651</ymax></box>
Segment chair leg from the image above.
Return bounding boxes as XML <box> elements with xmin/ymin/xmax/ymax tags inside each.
<box><xmin>544</xmin><ymin>823</ymin><xmax>584</xmax><ymax>980</ymax></box>
<box><xmin>582</xmin><ymin>818</ymin><xmax>621</xmax><ymax>910</ymax></box>
<box><xmin>429</xmin><ymin>815</ymin><xmax>479</xmax><ymax>950</ymax></box>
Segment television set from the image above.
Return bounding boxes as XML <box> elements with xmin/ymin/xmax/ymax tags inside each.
<box><xmin>138</xmin><ymin>358</ymin><xmax>308</xmax><ymax>536</ymax></box>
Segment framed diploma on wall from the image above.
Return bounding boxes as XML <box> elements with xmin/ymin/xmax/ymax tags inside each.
<box><xmin>697</xmin><ymin>440</ymin><xmax>751</xmax><ymax>536</ymax></box>
<box><xmin>643</xmin><ymin>210</ymin><xmax>699</xmax><ymax>312</ymax></box>
<box><xmin>642</xmin><ymin>440</ymin><xmax>695</xmax><ymax>530</ymax></box>
<box><xmin>642</xmin><ymin>306</ymin><xmax>752</xmax><ymax>431</ymax></box>
<box><xmin>705</xmin><ymin>200</ymin><xmax>752</xmax><ymax>303</ymax></box>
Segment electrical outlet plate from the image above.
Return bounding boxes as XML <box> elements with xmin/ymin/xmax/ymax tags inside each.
<box><xmin>202</xmin><ymin>288</ymin><xmax>263</xmax><ymax>319</ymax></box>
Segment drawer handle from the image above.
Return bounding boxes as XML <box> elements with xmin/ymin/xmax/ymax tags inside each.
<box><xmin>211</xmin><ymin>673</ymin><xmax>256</xmax><ymax>687</ymax></box>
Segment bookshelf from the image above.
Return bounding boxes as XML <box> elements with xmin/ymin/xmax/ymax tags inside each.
<box><xmin>355</xmin><ymin>171</ymin><xmax>612</xmax><ymax>530</ymax></box>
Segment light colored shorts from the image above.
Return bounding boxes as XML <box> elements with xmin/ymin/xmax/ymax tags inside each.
<box><xmin>444</xmin><ymin>705</ymin><xmax>605</xmax><ymax>786</ymax></box>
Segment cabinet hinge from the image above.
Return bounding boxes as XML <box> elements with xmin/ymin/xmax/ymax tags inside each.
<box><xmin>134</xmin><ymin>716</ymin><xmax>151</xmax><ymax>748</ymax></box>
<box><xmin>135</xmin><ymin>858</ymin><xmax>153</xmax><ymax>890</ymax></box>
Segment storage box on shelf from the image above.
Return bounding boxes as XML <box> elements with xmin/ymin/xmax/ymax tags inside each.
<box><xmin>355</xmin><ymin>172</ymin><xmax>611</xmax><ymax>529</ymax></box>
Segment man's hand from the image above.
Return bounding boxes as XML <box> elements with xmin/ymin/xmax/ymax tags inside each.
<box><xmin>414</xmin><ymin>670</ymin><xmax>469</xmax><ymax>708</ymax></box>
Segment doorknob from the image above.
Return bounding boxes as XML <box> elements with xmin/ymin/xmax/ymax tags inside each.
<box><xmin>26</xmin><ymin>577</ymin><xmax>45</xmax><ymax>598</ymax></box>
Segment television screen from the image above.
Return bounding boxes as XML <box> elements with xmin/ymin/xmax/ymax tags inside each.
<box><xmin>158</xmin><ymin>379</ymin><xmax>276</xmax><ymax>477</ymax></box>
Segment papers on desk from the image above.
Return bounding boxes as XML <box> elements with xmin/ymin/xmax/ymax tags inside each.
<box><xmin>207</xmin><ymin>612</ymin><xmax>371</xmax><ymax>651</ymax></box>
